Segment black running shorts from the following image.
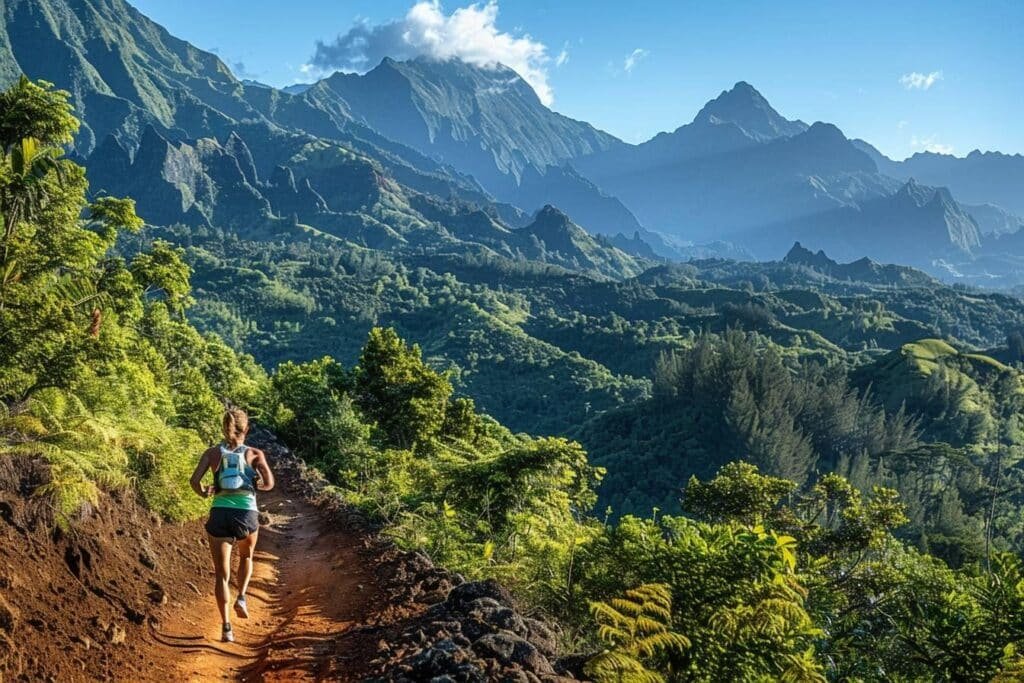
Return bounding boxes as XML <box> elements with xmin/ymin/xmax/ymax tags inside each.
<box><xmin>205</xmin><ymin>508</ymin><xmax>260</xmax><ymax>541</ymax></box>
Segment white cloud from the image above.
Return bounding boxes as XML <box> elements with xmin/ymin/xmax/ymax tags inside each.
<box><xmin>910</xmin><ymin>134</ymin><xmax>954</xmax><ymax>155</ymax></box>
<box><xmin>623</xmin><ymin>48</ymin><xmax>649</xmax><ymax>74</ymax></box>
<box><xmin>309</xmin><ymin>1</ymin><xmax>556</xmax><ymax>105</ymax></box>
<box><xmin>900</xmin><ymin>70</ymin><xmax>943</xmax><ymax>90</ymax></box>
<box><xmin>555</xmin><ymin>42</ymin><xmax>570</xmax><ymax>67</ymax></box>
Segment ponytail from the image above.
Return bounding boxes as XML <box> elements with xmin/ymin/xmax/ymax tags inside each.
<box><xmin>222</xmin><ymin>407</ymin><xmax>249</xmax><ymax>447</ymax></box>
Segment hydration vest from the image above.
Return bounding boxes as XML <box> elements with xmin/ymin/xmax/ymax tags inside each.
<box><xmin>215</xmin><ymin>444</ymin><xmax>256</xmax><ymax>494</ymax></box>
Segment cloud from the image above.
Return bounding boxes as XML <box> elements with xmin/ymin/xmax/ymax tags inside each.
<box><xmin>911</xmin><ymin>134</ymin><xmax>954</xmax><ymax>155</ymax></box>
<box><xmin>623</xmin><ymin>48</ymin><xmax>649</xmax><ymax>74</ymax></box>
<box><xmin>230</xmin><ymin>60</ymin><xmax>259</xmax><ymax>80</ymax></box>
<box><xmin>209</xmin><ymin>47</ymin><xmax>260</xmax><ymax>80</ymax></box>
<box><xmin>900</xmin><ymin>70</ymin><xmax>943</xmax><ymax>90</ymax></box>
<box><xmin>309</xmin><ymin>1</ymin><xmax>556</xmax><ymax>105</ymax></box>
<box><xmin>555</xmin><ymin>42</ymin><xmax>570</xmax><ymax>67</ymax></box>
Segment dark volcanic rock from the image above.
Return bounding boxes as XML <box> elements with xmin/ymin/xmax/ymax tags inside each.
<box><xmin>446</xmin><ymin>580</ymin><xmax>515</xmax><ymax>610</ymax></box>
<box><xmin>473</xmin><ymin>632</ymin><xmax>555</xmax><ymax>675</ymax></box>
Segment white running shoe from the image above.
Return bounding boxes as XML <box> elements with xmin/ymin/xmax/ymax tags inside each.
<box><xmin>234</xmin><ymin>595</ymin><xmax>249</xmax><ymax>619</ymax></box>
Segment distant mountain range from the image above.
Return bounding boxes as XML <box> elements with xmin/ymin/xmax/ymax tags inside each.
<box><xmin>0</xmin><ymin>0</ymin><xmax>654</xmax><ymax>278</ymax></box>
<box><xmin>573</xmin><ymin>83</ymin><xmax>999</xmax><ymax>269</ymax></box>
<box><xmin>854</xmin><ymin>142</ymin><xmax>1024</xmax><ymax>217</ymax></box>
<box><xmin>2</xmin><ymin>0</ymin><xmax>1022</xmax><ymax>284</ymax></box>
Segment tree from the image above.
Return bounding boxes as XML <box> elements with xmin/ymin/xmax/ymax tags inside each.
<box><xmin>683</xmin><ymin>461</ymin><xmax>795</xmax><ymax>526</ymax></box>
<box><xmin>0</xmin><ymin>75</ymin><xmax>261</xmax><ymax>524</ymax></box>
<box><xmin>355</xmin><ymin>327</ymin><xmax>452</xmax><ymax>449</ymax></box>
<box><xmin>579</xmin><ymin>514</ymin><xmax>822</xmax><ymax>681</ymax></box>
<box><xmin>0</xmin><ymin>78</ymin><xmax>139</xmax><ymax>397</ymax></box>
<box><xmin>130</xmin><ymin>239</ymin><xmax>194</xmax><ymax>316</ymax></box>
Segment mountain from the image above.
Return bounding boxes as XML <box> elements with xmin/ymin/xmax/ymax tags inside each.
<box><xmin>0</xmin><ymin>0</ymin><xmax>534</xmax><ymax>218</ymax></box>
<box><xmin>516</xmin><ymin>205</ymin><xmax>645</xmax><ymax>278</ymax></box>
<box><xmin>304</xmin><ymin>57</ymin><xmax>620</xmax><ymax>193</ymax></box>
<box><xmin>577</xmin><ymin>95</ymin><xmax>896</xmax><ymax>242</ymax></box>
<box><xmin>0</xmin><ymin>0</ymin><xmax>655</xmax><ymax>277</ymax></box>
<box><xmin>574</xmin><ymin>84</ymin><xmax>900</xmax><ymax>242</ymax></box>
<box><xmin>757</xmin><ymin>179</ymin><xmax>983</xmax><ymax>267</ymax></box>
<box><xmin>575</xmin><ymin>82</ymin><xmax>806</xmax><ymax>185</ymax></box>
<box><xmin>0</xmin><ymin>0</ymin><xmax>264</xmax><ymax>153</ymax></box>
<box><xmin>692</xmin><ymin>80</ymin><xmax>808</xmax><ymax>142</ymax></box>
<box><xmin>783</xmin><ymin>242</ymin><xmax>939</xmax><ymax>287</ymax></box>
<box><xmin>854</xmin><ymin>142</ymin><xmax>1024</xmax><ymax>218</ymax></box>
<box><xmin>5</xmin><ymin>0</ymin><xmax>1020</xmax><ymax>283</ymax></box>
<box><xmin>286</xmin><ymin>57</ymin><xmax>650</xmax><ymax>239</ymax></box>
<box><xmin>87</xmin><ymin>123</ymin><xmax>649</xmax><ymax>277</ymax></box>
<box><xmin>573</xmin><ymin>84</ymin><xmax>1006</xmax><ymax>275</ymax></box>
<box><xmin>0</xmin><ymin>0</ymin><xmax>652</xmax><ymax>248</ymax></box>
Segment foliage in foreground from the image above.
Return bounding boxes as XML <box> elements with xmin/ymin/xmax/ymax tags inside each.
<box><xmin>585</xmin><ymin>583</ymin><xmax>689</xmax><ymax>683</ymax></box>
<box><xmin>0</xmin><ymin>77</ymin><xmax>265</xmax><ymax>524</ymax></box>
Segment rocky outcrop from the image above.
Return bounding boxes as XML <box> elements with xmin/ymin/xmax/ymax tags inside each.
<box><xmin>363</xmin><ymin>571</ymin><xmax>582</xmax><ymax>682</ymax></box>
<box><xmin>783</xmin><ymin>242</ymin><xmax>938</xmax><ymax>287</ymax></box>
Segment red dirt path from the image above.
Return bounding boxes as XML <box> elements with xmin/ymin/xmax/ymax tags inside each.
<box><xmin>0</xmin><ymin>458</ymin><xmax>395</xmax><ymax>682</ymax></box>
<box><xmin>149</xmin><ymin>483</ymin><xmax>381</xmax><ymax>682</ymax></box>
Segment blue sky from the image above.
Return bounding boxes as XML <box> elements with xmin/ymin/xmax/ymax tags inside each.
<box><xmin>129</xmin><ymin>0</ymin><xmax>1022</xmax><ymax>159</ymax></box>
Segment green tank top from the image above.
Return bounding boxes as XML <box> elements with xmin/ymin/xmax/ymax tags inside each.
<box><xmin>211</xmin><ymin>444</ymin><xmax>259</xmax><ymax>512</ymax></box>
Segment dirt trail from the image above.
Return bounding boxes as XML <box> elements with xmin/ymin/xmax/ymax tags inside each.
<box><xmin>146</xmin><ymin>483</ymin><xmax>381</xmax><ymax>682</ymax></box>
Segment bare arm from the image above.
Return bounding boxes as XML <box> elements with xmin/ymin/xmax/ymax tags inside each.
<box><xmin>190</xmin><ymin>448</ymin><xmax>215</xmax><ymax>498</ymax></box>
<box><xmin>251</xmin><ymin>449</ymin><xmax>275</xmax><ymax>492</ymax></box>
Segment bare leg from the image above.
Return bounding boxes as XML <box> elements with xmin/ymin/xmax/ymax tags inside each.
<box><xmin>208</xmin><ymin>535</ymin><xmax>233</xmax><ymax>626</ymax></box>
<box><xmin>236</xmin><ymin>531</ymin><xmax>258</xmax><ymax>599</ymax></box>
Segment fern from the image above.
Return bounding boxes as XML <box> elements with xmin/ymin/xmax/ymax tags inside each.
<box><xmin>1</xmin><ymin>379</ymin><xmax>208</xmax><ymax>526</ymax></box>
<box><xmin>585</xmin><ymin>583</ymin><xmax>689</xmax><ymax>683</ymax></box>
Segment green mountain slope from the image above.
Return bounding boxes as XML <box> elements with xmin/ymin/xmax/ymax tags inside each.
<box><xmin>0</xmin><ymin>0</ymin><xmax>254</xmax><ymax>152</ymax></box>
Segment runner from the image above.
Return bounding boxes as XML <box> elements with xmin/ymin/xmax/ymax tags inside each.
<box><xmin>189</xmin><ymin>408</ymin><xmax>275</xmax><ymax>643</ymax></box>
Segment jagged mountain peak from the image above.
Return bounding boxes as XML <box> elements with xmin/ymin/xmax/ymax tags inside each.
<box><xmin>693</xmin><ymin>81</ymin><xmax>807</xmax><ymax>141</ymax></box>
<box><xmin>515</xmin><ymin>204</ymin><xmax>644</xmax><ymax>278</ymax></box>
<box><xmin>784</xmin><ymin>242</ymin><xmax>938</xmax><ymax>286</ymax></box>
<box><xmin>530</xmin><ymin>204</ymin><xmax>579</xmax><ymax>231</ymax></box>
<box><xmin>361</xmin><ymin>56</ymin><xmax>537</xmax><ymax>103</ymax></box>
<box><xmin>785</xmin><ymin>241</ymin><xmax>836</xmax><ymax>269</ymax></box>
<box><xmin>306</xmin><ymin>55</ymin><xmax>624</xmax><ymax>228</ymax></box>
<box><xmin>896</xmin><ymin>178</ymin><xmax>944</xmax><ymax>206</ymax></box>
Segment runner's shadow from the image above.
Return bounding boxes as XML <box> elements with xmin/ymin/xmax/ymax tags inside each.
<box><xmin>149</xmin><ymin>622</ymin><xmax>255</xmax><ymax>659</ymax></box>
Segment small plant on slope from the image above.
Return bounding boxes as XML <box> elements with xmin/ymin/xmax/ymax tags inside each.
<box><xmin>585</xmin><ymin>583</ymin><xmax>689</xmax><ymax>683</ymax></box>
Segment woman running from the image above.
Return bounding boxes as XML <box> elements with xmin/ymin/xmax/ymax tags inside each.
<box><xmin>189</xmin><ymin>408</ymin><xmax>275</xmax><ymax>643</ymax></box>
